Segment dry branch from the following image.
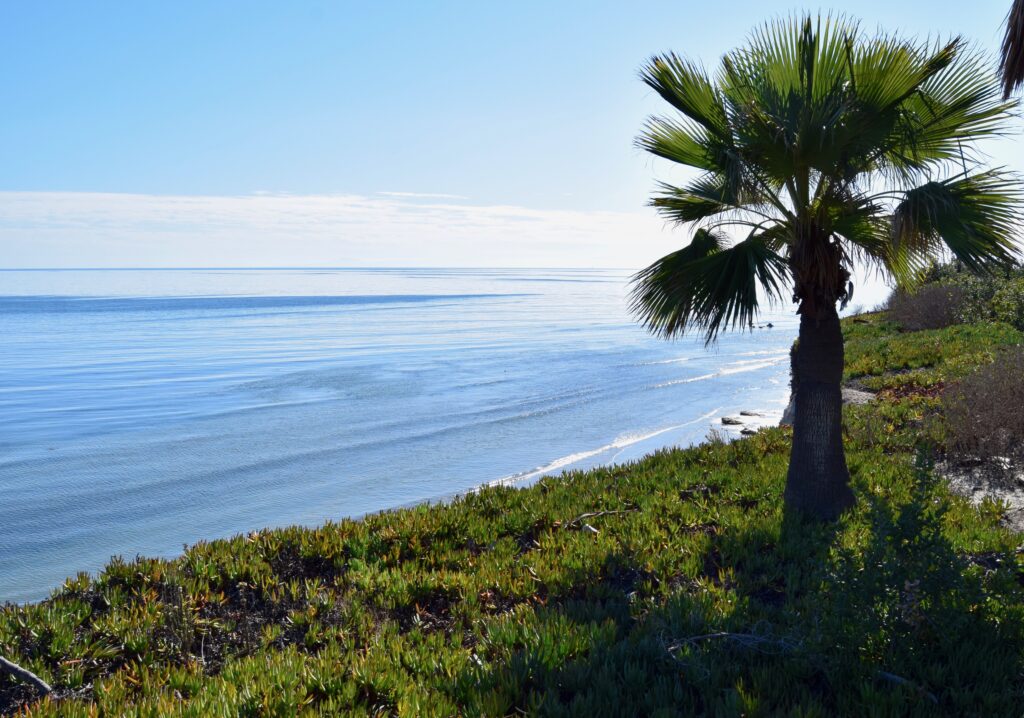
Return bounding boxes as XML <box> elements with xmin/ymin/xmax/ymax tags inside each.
<box><xmin>563</xmin><ymin>507</ymin><xmax>639</xmax><ymax>530</ymax></box>
<box><xmin>876</xmin><ymin>670</ymin><xmax>939</xmax><ymax>704</ymax></box>
<box><xmin>0</xmin><ymin>655</ymin><xmax>52</xmax><ymax>696</ymax></box>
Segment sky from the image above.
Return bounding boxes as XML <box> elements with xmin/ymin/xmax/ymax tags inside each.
<box><xmin>1</xmin><ymin>0</ymin><xmax>1020</xmax><ymax>290</ymax></box>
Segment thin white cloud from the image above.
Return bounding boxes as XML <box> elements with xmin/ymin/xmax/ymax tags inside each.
<box><xmin>0</xmin><ymin>191</ymin><xmax>676</xmax><ymax>269</ymax></box>
<box><xmin>376</xmin><ymin>191</ymin><xmax>470</xmax><ymax>200</ymax></box>
<box><xmin>0</xmin><ymin>190</ymin><xmax>897</xmax><ymax>306</ymax></box>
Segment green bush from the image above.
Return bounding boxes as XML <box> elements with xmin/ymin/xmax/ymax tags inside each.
<box><xmin>991</xmin><ymin>277</ymin><xmax>1024</xmax><ymax>329</ymax></box>
<box><xmin>943</xmin><ymin>347</ymin><xmax>1024</xmax><ymax>468</ymax></box>
<box><xmin>885</xmin><ymin>283</ymin><xmax>967</xmax><ymax>330</ymax></box>
<box><xmin>916</xmin><ymin>261</ymin><xmax>1024</xmax><ymax>329</ymax></box>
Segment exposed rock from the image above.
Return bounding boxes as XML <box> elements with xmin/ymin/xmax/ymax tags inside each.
<box><xmin>780</xmin><ymin>398</ymin><xmax>796</xmax><ymax>427</ymax></box>
<box><xmin>740</xmin><ymin>428</ymin><xmax>757</xmax><ymax>436</ymax></box>
<box><xmin>721</xmin><ymin>416</ymin><xmax>744</xmax><ymax>426</ymax></box>
<box><xmin>739</xmin><ymin>410</ymin><xmax>762</xmax><ymax>417</ymax></box>
<box><xmin>842</xmin><ymin>387</ymin><xmax>875</xmax><ymax>405</ymax></box>
<box><xmin>779</xmin><ymin>386</ymin><xmax>875</xmax><ymax>426</ymax></box>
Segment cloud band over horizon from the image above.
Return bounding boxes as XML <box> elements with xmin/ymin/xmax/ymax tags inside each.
<box><xmin>0</xmin><ymin>190</ymin><xmax>674</xmax><ymax>269</ymax></box>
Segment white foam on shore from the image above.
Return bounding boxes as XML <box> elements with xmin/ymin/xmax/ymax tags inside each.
<box><xmin>653</xmin><ymin>372</ymin><xmax>719</xmax><ymax>388</ymax></box>
<box><xmin>735</xmin><ymin>349</ymin><xmax>790</xmax><ymax>358</ymax></box>
<box><xmin>641</xmin><ymin>356</ymin><xmax>693</xmax><ymax>365</ymax></box>
<box><xmin>653</xmin><ymin>356</ymin><xmax>786</xmax><ymax>389</ymax></box>
<box><xmin>486</xmin><ymin>408</ymin><xmax>721</xmax><ymax>488</ymax></box>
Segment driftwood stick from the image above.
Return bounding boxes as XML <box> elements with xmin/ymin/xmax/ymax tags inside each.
<box><xmin>876</xmin><ymin>670</ymin><xmax>938</xmax><ymax>704</ymax></box>
<box><xmin>667</xmin><ymin>632</ymin><xmax>794</xmax><ymax>650</ymax></box>
<box><xmin>564</xmin><ymin>507</ymin><xmax>638</xmax><ymax>529</ymax></box>
<box><xmin>664</xmin><ymin>631</ymin><xmax>800</xmax><ymax>658</ymax></box>
<box><xmin>0</xmin><ymin>655</ymin><xmax>52</xmax><ymax>695</ymax></box>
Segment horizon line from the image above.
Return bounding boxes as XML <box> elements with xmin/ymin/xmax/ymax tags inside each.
<box><xmin>0</xmin><ymin>266</ymin><xmax>642</xmax><ymax>272</ymax></box>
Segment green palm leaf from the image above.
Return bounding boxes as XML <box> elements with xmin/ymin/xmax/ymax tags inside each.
<box><xmin>636</xmin><ymin>117</ymin><xmax>724</xmax><ymax>173</ymax></box>
<box><xmin>892</xmin><ymin>170</ymin><xmax>1023</xmax><ymax>273</ymax></box>
<box><xmin>649</xmin><ymin>176</ymin><xmax>753</xmax><ymax>224</ymax></box>
<box><xmin>830</xmin><ymin>195</ymin><xmax>923</xmax><ymax>286</ymax></box>
<box><xmin>1000</xmin><ymin>0</ymin><xmax>1024</xmax><ymax>98</ymax></box>
<box><xmin>639</xmin><ymin>54</ymin><xmax>729</xmax><ymax>138</ymax></box>
<box><xmin>629</xmin><ymin>230</ymin><xmax>789</xmax><ymax>343</ymax></box>
<box><xmin>881</xmin><ymin>46</ymin><xmax>1013</xmax><ymax>179</ymax></box>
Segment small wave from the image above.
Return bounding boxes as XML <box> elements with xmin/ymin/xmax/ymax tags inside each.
<box><xmin>653</xmin><ymin>357</ymin><xmax>785</xmax><ymax>388</ymax></box>
<box><xmin>653</xmin><ymin>372</ymin><xmax>718</xmax><ymax>388</ymax></box>
<box><xmin>737</xmin><ymin>348</ymin><xmax>790</xmax><ymax>356</ymax></box>
<box><xmin>487</xmin><ymin>408</ymin><xmax>721</xmax><ymax>488</ymax></box>
<box><xmin>0</xmin><ymin>294</ymin><xmax>532</xmax><ymax>314</ymax></box>
<box><xmin>641</xmin><ymin>356</ymin><xmax>692</xmax><ymax>366</ymax></box>
<box><xmin>719</xmin><ymin>358</ymin><xmax>786</xmax><ymax>374</ymax></box>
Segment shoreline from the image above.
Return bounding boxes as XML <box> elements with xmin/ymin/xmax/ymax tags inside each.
<box><xmin>3</xmin><ymin>395</ymin><xmax>790</xmax><ymax>607</ymax></box>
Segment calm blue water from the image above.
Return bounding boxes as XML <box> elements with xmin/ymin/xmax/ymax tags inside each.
<box><xmin>0</xmin><ymin>268</ymin><xmax>796</xmax><ymax>603</ymax></box>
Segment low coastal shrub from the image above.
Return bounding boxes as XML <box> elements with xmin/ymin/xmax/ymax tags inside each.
<box><xmin>912</xmin><ymin>261</ymin><xmax>1024</xmax><ymax>329</ymax></box>
<box><xmin>943</xmin><ymin>347</ymin><xmax>1024</xmax><ymax>470</ymax></box>
<box><xmin>885</xmin><ymin>283</ymin><xmax>967</xmax><ymax>331</ymax></box>
<box><xmin>991</xmin><ymin>277</ymin><xmax>1024</xmax><ymax>329</ymax></box>
<box><xmin>3</xmin><ymin>313</ymin><xmax>1024</xmax><ymax>716</ymax></box>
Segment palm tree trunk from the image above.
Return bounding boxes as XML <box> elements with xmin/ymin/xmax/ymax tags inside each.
<box><xmin>784</xmin><ymin>303</ymin><xmax>854</xmax><ymax>520</ymax></box>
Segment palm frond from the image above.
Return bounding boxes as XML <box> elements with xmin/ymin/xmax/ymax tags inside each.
<box><xmin>636</xmin><ymin>117</ymin><xmax>723</xmax><ymax>172</ymax></box>
<box><xmin>719</xmin><ymin>15</ymin><xmax>867</xmax><ymax>181</ymax></box>
<box><xmin>892</xmin><ymin>170</ymin><xmax>1023</xmax><ymax>273</ymax></box>
<box><xmin>881</xmin><ymin>46</ymin><xmax>1014</xmax><ymax>179</ymax></box>
<box><xmin>1001</xmin><ymin>0</ymin><xmax>1024</xmax><ymax>99</ymax></box>
<box><xmin>746</xmin><ymin>222</ymin><xmax>793</xmax><ymax>253</ymax></box>
<box><xmin>835</xmin><ymin>210</ymin><xmax>922</xmax><ymax>287</ymax></box>
<box><xmin>649</xmin><ymin>175</ymin><xmax>758</xmax><ymax>224</ymax></box>
<box><xmin>630</xmin><ymin>231</ymin><xmax>789</xmax><ymax>343</ymax></box>
<box><xmin>841</xmin><ymin>39</ymin><xmax>960</xmax><ymax>178</ymax></box>
<box><xmin>848</xmin><ymin>37</ymin><xmax>957</xmax><ymax>112</ymax></box>
<box><xmin>639</xmin><ymin>54</ymin><xmax>730</xmax><ymax>138</ymax></box>
<box><xmin>822</xmin><ymin>193</ymin><xmax>921</xmax><ymax>287</ymax></box>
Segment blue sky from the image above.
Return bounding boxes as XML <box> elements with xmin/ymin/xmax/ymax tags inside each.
<box><xmin>0</xmin><ymin>1</ymin><xmax>1019</xmax><ymax>275</ymax></box>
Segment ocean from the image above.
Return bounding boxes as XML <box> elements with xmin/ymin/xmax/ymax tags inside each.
<box><xmin>0</xmin><ymin>268</ymin><xmax>796</xmax><ymax>603</ymax></box>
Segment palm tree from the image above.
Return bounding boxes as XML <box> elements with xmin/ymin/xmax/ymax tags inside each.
<box><xmin>631</xmin><ymin>15</ymin><xmax>1022</xmax><ymax>521</ymax></box>
<box><xmin>1001</xmin><ymin>0</ymin><xmax>1024</xmax><ymax>97</ymax></box>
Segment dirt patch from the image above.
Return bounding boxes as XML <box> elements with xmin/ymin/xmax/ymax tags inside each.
<box><xmin>878</xmin><ymin>382</ymin><xmax>945</xmax><ymax>401</ymax></box>
<box><xmin>679</xmin><ymin>484</ymin><xmax>721</xmax><ymax>501</ymax></box>
<box><xmin>394</xmin><ymin>587</ymin><xmax>461</xmax><ymax>633</ymax></box>
<box><xmin>941</xmin><ymin>461</ymin><xmax>1024</xmax><ymax>533</ymax></box>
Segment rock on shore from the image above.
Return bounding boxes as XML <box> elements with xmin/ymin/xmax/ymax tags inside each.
<box><xmin>779</xmin><ymin>386</ymin><xmax>875</xmax><ymax>426</ymax></box>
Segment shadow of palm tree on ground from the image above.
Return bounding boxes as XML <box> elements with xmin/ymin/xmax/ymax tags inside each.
<box><xmin>462</xmin><ymin>458</ymin><xmax>1024</xmax><ymax>716</ymax></box>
